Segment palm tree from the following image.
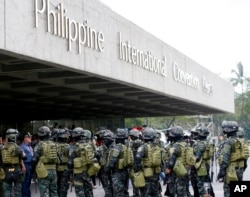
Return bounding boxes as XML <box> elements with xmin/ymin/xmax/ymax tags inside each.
<box><xmin>230</xmin><ymin>62</ymin><xmax>247</xmax><ymax>121</ymax></box>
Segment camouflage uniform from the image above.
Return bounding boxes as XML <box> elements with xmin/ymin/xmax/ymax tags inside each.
<box><xmin>67</xmin><ymin>127</ymin><xmax>97</xmax><ymax>197</ymax></box>
<box><xmin>98</xmin><ymin>132</ymin><xmax>114</xmax><ymax>197</ymax></box>
<box><xmin>105</xmin><ymin>128</ymin><xmax>129</xmax><ymax>197</ymax></box>
<box><xmin>163</xmin><ymin>141</ymin><xmax>175</xmax><ymax>197</ymax></box>
<box><xmin>31</xmin><ymin>126</ymin><xmax>58</xmax><ymax>197</ymax></box>
<box><xmin>128</xmin><ymin>128</ymin><xmax>143</xmax><ymax>197</ymax></box>
<box><xmin>217</xmin><ymin>121</ymin><xmax>247</xmax><ymax>197</ymax></box>
<box><xmin>193</xmin><ymin>125</ymin><xmax>214</xmax><ymax>197</ymax></box>
<box><xmin>0</xmin><ymin>129</ymin><xmax>26</xmax><ymax>197</ymax></box>
<box><xmin>54</xmin><ymin>128</ymin><xmax>70</xmax><ymax>197</ymax></box>
<box><xmin>134</xmin><ymin>127</ymin><xmax>160</xmax><ymax>197</ymax></box>
<box><xmin>166</xmin><ymin>126</ymin><xmax>189</xmax><ymax>197</ymax></box>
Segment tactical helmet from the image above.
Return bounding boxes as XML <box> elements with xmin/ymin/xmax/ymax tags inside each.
<box><xmin>102</xmin><ymin>130</ymin><xmax>115</xmax><ymax>145</ymax></box>
<box><xmin>155</xmin><ymin>130</ymin><xmax>162</xmax><ymax>139</ymax></box>
<box><xmin>102</xmin><ymin>130</ymin><xmax>115</xmax><ymax>140</ymax></box>
<box><xmin>168</xmin><ymin>126</ymin><xmax>184</xmax><ymax>138</ymax></box>
<box><xmin>82</xmin><ymin>129</ymin><xmax>92</xmax><ymax>139</ymax></box>
<box><xmin>38</xmin><ymin>126</ymin><xmax>51</xmax><ymax>137</ymax></box>
<box><xmin>57</xmin><ymin>128</ymin><xmax>70</xmax><ymax>139</ymax></box>
<box><xmin>237</xmin><ymin>127</ymin><xmax>245</xmax><ymax>138</ymax></box>
<box><xmin>129</xmin><ymin>128</ymin><xmax>139</xmax><ymax>138</ymax></box>
<box><xmin>142</xmin><ymin>127</ymin><xmax>155</xmax><ymax>140</ymax></box>
<box><xmin>196</xmin><ymin>126</ymin><xmax>209</xmax><ymax>137</ymax></box>
<box><xmin>6</xmin><ymin>128</ymin><xmax>19</xmax><ymax>141</ymax></box>
<box><xmin>71</xmin><ymin>127</ymin><xmax>84</xmax><ymax>138</ymax></box>
<box><xmin>221</xmin><ymin>120</ymin><xmax>238</xmax><ymax>133</ymax></box>
<box><xmin>115</xmin><ymin>128</ymin><xmax>128</xmax><ymax>139</ymax></box>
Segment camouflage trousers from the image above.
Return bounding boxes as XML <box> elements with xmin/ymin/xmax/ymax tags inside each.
<box><xmin>2</xmin><ymin>180</ymin><xmax>22</xmax><ymax>197</ymax></box>
<box><xmin>99</xmin><ymin>168</ymin><xmax>113</xmax><ymax>197</ymax></box>
<box><xmin>175</xmin><ymin>174</ymin><xmax>189</xmax><ymax>197</ymax></box>
<box><xmin>111</xmin><ymin>168</ymin><xmax>129</xmax><ymax>197</ymax></box>
<box><xmin>74</xmin><ymin>171</ymin><xmax>93</xmax><ymax>197</ymax></box>
<box><xmin>197</xmin><ymin>175</ymin><xmax>215</xmax><ymax>197</ymax></box>
<box><xmin>38</xmin><ymin>169</ymin><xmax>58</xmax><ymax>197</ymax></box>
<box><xmin>223</xmin><ymin>168</ymin><xmax>244</xmax><ymax>197</ymax></box>
<box><xmin>139</xmin><ymin>173</ymin><xmax>160</xmax><ymax>197</ymax></box>
<box><xmin>166</xmin><ymin>172</ymin><xmax>176</xmax><ymax>197</ymax></box>
<box><xmin>57</xmin><ymin>170</ymin><xmax>70</xmax><ymax>197</ymax></box>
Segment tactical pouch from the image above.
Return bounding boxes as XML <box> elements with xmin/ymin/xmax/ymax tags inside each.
<box><xmin>173</xmin><ymin>160</ymin><xmax>187</xmax><ymax>177</ymax></box>
<box><xmin>73</xmin><ymin>158</ymin><xmax>82</xmax><ymax>168</ymax></box>
<box><xmin>36</xmin><ymin>161</ymin><xmax>48</xmax><ymax>178</ymax></box>
<box><xmin>87</xmin><ymin>163</ymin><xmax>101</xmax><ymax>176</ymax></box>
<box><xmin>154</xmin><ymin>166</ymin><xmax>161</xmax><ymax>174</ymax></box>
<box><xmin>0</xmin><ymin>168</ymin><xmax>5</xmax><ymax>180</ymax></box>
<box><xmin>143</xmin><ymin>167</ymin><xmax>153</xmax><ymax>177</ymax></box>
<box><xmin>118</xmin><ymin>158</ymin><xmax>124</xmax><ymax>169</ymax></box>
<box><xmin>226</xmin><ymin>164</ymin><xmax>238</xmax><ymax>184</ymax></box>
<box><xmin>129</xmin><ymin>168</ymin><xmax>135</xmax><ymax>180</ymax></box>
<box><xmin>133</xmin><ymin>170</ymin><xmax>145</xmax><ymax>188</ymax></box>
<box><xmin>197</xmin><ymin>161</ymin><xmax>207</xmax><ymax>176</ymax></box>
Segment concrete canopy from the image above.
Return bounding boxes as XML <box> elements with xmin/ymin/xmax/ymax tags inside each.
<box><xmin>0</xmin><ymin>0</ymin><xmax>234</xmax><ymax>121</ymax></box>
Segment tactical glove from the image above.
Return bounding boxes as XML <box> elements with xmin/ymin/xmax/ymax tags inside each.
<box><xmin>217</xmin><ymin>169</ymin><xmax>226</xmax><ymax>180</ymax></box>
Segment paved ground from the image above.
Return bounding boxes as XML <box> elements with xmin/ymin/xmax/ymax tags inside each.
<box><xmin>30</xmin><ymin>159</ymin><xmax>250</xmax><ymax>197</ymax></box>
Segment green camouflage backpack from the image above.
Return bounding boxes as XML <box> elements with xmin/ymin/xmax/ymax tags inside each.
<box><xmin>1</xmin><ymin>143</ymin><xmax>19</xmax><ymax>164</ymax></box>
<box><xmin>40</xmin><ymin>141</ymin><xmax>57</xmax><ymax>164</ymax></box>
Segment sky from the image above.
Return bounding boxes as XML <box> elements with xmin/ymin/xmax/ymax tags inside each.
<box><xmin>100</xmin><ymin>0</ymin><xmax>250</xmax><ymax>80</ymax></box>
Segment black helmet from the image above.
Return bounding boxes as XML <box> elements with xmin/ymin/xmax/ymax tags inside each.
<box><xmin>38</xmin><ymin>126</ymin><xmax>51</xmax><ymax>137</ymax></box>
<box><xmin>142</xmin><ymin>127</ymin><xmax>155</xmax><ymax>140</ymax></box>
<box><xmin>196</xmin><ymin>125</ymin><xmax>209</xmax><ymax>137</ymax></box>
<box><xmin>6</xmin><ymin>128</ymin><xmax>19</xmax><ymax>141</ymax></box>
<box><xmin>57</xmin><ymin>128</ymin><xmax>70</xmax><ymax>139</ymax></box>
<box><xmin>102</xmin><ymin>130</ymin><xmax>115</xmax><ymax>140</ymax></box>
<box><xmin>222</xmin><ymin>120</ymin><xmax>238</xmax><ymax>133</ymax></box>
<box><xmin>168</xmin><ymin>126</ymin><xmax>184</xmax><ymax>137</ymax></box>
<box><xmin>82</xmin><ymin>129</ymin><xmax>92</xmax><ymax>140</ymax></box>
<box><xmin>72</xmin><ymin>127</ymin><xmax>84</xmax><ymax>138</ymax></box>
<box><xmin>115</xmin><ymin>128</ymin><xmax>128</xmax><ymax>139</ymax></box>
<box><xmin>102</xmin><ymin>130</ymin><xmax>115</xmax><ymax>146</ymax></box>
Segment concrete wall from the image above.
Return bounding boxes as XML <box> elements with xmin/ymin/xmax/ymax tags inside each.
<box><xmin>0</xmin><ymin>0</ymin><xmax>234</xmax><ymax>113</ymax></box>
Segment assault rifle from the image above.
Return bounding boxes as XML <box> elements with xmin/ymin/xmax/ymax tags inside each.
<box><xmin>210</xmin><ymin>139</ymin><xmax>215</xmax><ymax>182</ymax></box>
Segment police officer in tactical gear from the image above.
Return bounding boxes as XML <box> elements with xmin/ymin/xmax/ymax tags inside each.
<box><xmin>0</xmin><ymin>129</ymin><xmax>26</xmax><ymax>197</ymax></box>
<box><xmin>31</xmin><ymin>126</ymin><xmax>58</xmax><ymax>197</ymax></box>
<box><xmin>129</xmin><ymin>128</ymin><xmax>143</xmax><ymax>197</ymax></box>
<box><xmin>217</xmin><ymin>120</ymin><xmax>246</xmax><ymax>197</ymax></box>
<box><xmin>55</xmin><ymin>128</ymin><xmax>70</xmax><ymax>197</ymax></box>
<box><xmin>98</xmin><ymin>129</ymin><xmax>115</xmax><ymax>197</ymax></box>
<box><xmin>67</xmin><ymin>127</ymin><xmax>96</xmax><ymax>197</ymax></box>
<box><xmin>193</xmin><ymin>125</ymin><xmax>215</xmax><ymax>197</ymax></box>
<box><xmin>165</xmin><ymin>126</ymin><xmax>190</xmax><ymax>197</ymax></box>
<box><xmin>134</xmin><ymin>127</ymin><xmax>160</xmax><ymax>197</ymax></box>
<box><xmin>105</xmin><ymin>128</ymin><xmax>129</xmax><ymax>197</ymax></box>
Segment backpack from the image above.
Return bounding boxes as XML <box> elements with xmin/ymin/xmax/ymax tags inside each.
<box><xmin>1</xmin><ymin>143</ymin><xmax>19</xmax><ymax>164</ymax></box>
<box><xmin>150</xmin><ymin>144</ymin><xmax>161</xmax><ymax>167</ymax></box>
<box><xmin>75</xmin><ymin>142</ymin><xmax>95</xmax><ymax>166</ymax></box>
<box><xmin>127</xmin><ymin>145</ymin><xmax>134</xmax><ymax>167</ymax></box>
<box><xmin>40</xmin><ymin>141</ymin><xmax>57</xmax><ymax>164</ymax></box>
<box><xmin>177</xmin><ymin>142</ymin><xmax>196</xmax><ymax>166</ymax></box>
<box><xmin>56</xmin><ymin>143</ymin><xmax>68</xmax><ymax>164</ymax></box>
<box><xmin>237</xmin><ymin>138</ymin><xmax>250</xmax><ymax>160</ymax></box>
<box><xmin>202</xmin><ymin>142</ymin><xmax>214</xmax><ymax>160</ymax></box>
